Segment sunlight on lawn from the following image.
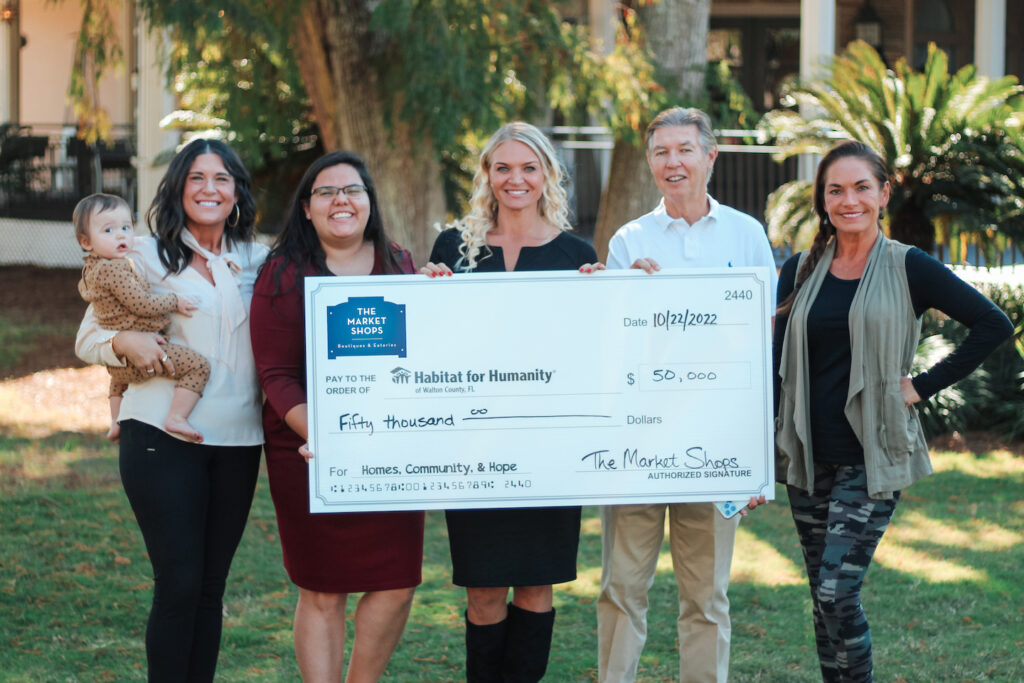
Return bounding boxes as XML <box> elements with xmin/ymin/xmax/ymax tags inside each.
<box><xmin>562</xmin><ymin>565</ymin><xmax>601</xmax><ymax>598</ymax></box>
<box><xmin>873</xmin><ymin>542</ymin><xmax>988</xmax><ymax>583</ymax></box>
<box><xmin>930</xmin><ymin>450</ymin><xmax>1024</xmax><ymax>478</ymax></box>
<box><xmin>731</xmin><ymin>526</ymin><xmax>805</xmax><ymax>586</ymax></box>
<box><xmin>0</xmin><ymin>366</ymin><xmax>109</xmax><ymax>438</ymax></box>
<box><xmin>872</xmin><ymin>450</ymin><xmax>1022</xmax><ymax>583</ymax></box>
<box><xmin>889</xmin><ymin>510</ymin><xmax>1022</xmax><ymax>551</ymax></box>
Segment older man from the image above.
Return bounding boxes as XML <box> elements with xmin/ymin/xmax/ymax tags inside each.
<box><xmin>597</xmin><ymin>107</ymin><xmax>777</xmax><ymax>683</ymax></box>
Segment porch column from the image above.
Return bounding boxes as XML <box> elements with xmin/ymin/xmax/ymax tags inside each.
<box><xmin>135</xmin><ymin>23</ymin><xmax>178</xmax><ymax>219</ymax></box>
<box><xmin>588</xmin><ymin>0</ymin><xmax>615</xmax><ymax>56</ymax></box>
<box><xmin>974</xmin><ymin>0</ymin><xmax>1006</xmax><ymax>79</ymax></box>
<box><xmin>587</xmin><ymin>0</ymin><xmax>616</xmax><ymax>198</ymax></box>
<box><xmin>0</xmin><ymin>0</ymin><xmax>19</xmax><ymax>124</ymax></box>
<box><xmin>798</xmin><ymin>0</ymin><xmax>835</xmax><ymax>180</ymax></box>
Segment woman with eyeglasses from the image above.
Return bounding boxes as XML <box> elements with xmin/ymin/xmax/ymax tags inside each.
<box><xmin>250</xmin><ymin>151</ymin><xmax>424</xmax><ymax>682</ymax></box>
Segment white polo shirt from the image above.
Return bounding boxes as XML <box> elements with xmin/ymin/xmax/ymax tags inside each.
<box><xmin>607</xmin><ymin>195</ymin><xmax>778</xmax><ymax>309</ymax></box>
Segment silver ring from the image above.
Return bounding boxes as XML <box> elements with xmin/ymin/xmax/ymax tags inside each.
<box><xmin>161</xmin><ymin>353</ymin><xmax>169</xmax><ymax>363</ymax></box>
<box><xmin>147</xmin><ymin>367</ymin><xmax>155</xmax><ymax>375</ymax></box>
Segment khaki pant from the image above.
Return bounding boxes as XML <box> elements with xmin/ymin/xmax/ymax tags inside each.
<box><xmin>597</xmin><ymin>502</ymin><xmax>738</xmax><ymax>683</ymax></box>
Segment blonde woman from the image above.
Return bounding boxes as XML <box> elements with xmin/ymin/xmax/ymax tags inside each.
<box><xmin>422</xmin><ymin>122</ymin><xmax>601</xmax><ymax>682</ymax></box>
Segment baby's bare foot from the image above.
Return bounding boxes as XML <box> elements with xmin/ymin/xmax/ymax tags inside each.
<box><xmin>107</xmin><ymin>423</ymin><xmax>121</xmax><ymax>443</ymax></box>
<box><xmin>165</xmin><ymin>415</ymin><xmax>203</xmax><ymax>443</ymax></box>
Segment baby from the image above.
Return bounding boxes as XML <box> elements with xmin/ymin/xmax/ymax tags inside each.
<box><xmin>74</xmin><ymin>193</ymin><xmax>210</xmax><ymax>443</ymax></box>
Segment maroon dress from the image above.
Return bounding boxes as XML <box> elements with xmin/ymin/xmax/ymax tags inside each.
<box><xmin>250</xmin><ymin>248</ymin><xmax>425</xmax><ymax>593</ymax></box>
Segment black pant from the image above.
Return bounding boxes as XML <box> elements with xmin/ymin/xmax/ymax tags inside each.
<box><xmin>119</xmin><ymin>420</ymin><xmax>261</xmax><ymax>683</ymax></box>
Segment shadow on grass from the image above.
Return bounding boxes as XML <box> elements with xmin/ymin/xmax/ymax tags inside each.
<box><xmin>733</xmin><ymin>453</ymin><xmax>1024</xmax><ymax>683</ymax></box>
<box><xmin>0</xmin><ymin>430</ymin><xmax>118</xmax><ymax>494</ymax></box>
<box><xmin>2</xmin><ymin>451</ymin><xmax>1021</xmax><ymax>682</ymax></box>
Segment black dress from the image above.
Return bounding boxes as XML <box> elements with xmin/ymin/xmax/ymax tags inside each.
<box><xmin>429</xmin><ymin>227</ymin><xmax>597</xmax><ymax>586</ymax></box>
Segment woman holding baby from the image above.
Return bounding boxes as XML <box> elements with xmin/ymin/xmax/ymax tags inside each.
<box><xmin>76</xmin><ymin>138</ymin><xmax>267</xmax><ymax>682</ymax></box>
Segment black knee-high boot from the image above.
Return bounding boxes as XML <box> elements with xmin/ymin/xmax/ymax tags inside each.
<box><xmin>466</xmin><ymin>612</ymin><xmax>508</xmax><ymax>683</ymax></box>
<box><xmin>502</xmin><ymin>603</ymin><xmax>556</xmax><ymax>682</ymax></box>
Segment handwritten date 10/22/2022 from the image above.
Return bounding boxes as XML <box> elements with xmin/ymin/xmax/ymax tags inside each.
<box><xmin>623</xmin><ymin>310</ymin><xmax>718</xmax><ymax>331</ymax></box>
<box><xmin>623</xmin><ymin>289</ymin><xmax>754</xmax><ymax>331</ymax></box>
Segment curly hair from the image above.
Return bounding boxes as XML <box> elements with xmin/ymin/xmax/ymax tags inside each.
<box><xmin>145</xmin><ymin>138</ymin><xmax>257</xmax><ymax>274</ymax></box>
<box><xmin>776</xmin><ymin>140</ymin><xmax>890</xmax><ymax>316</ymax></box>
<box><xmin>453</xmin><ymin>122</ymin><xmax>572</xmax><ymax>271</ymax></box>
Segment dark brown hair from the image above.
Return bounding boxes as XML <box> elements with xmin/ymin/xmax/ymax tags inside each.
<box><xmin>146</xmin><ymin>138</ymin><xmax>256</xmax><ymax>274</ymax></box>
<box><xmin>261</xmin><ymin>150</ymin><xmax>405</xmax><ymax>298</ymax></box>
<box><xmin>776</xmin><ymin>140</ymin><xmax>889</xmax><ymax>316</ymax></box>
<box><xmin>73</xmin><ymin>193</ymin><xmax>131</xmax><ymax>242</ymax></box>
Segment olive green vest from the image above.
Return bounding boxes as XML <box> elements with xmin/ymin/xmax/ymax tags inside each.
<box><xmin>776</xmin><ymin>233</ymin><xmax>933</xmax><ymax>499</ymax></box>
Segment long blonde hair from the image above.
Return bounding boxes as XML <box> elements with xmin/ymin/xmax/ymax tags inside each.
<box><xmin>453</xmin><ymin>122</ymin><xmax>572</xmax><ymax>271</ymax></box>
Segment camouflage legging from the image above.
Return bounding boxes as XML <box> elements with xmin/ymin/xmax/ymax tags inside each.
<box><xmin>788</xmin><ymin>464</ymin><xmax>899</xmax><ymax>683</ymax></box>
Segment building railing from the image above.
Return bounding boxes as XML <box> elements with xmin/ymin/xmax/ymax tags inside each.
<box><xmin>1</xmin><ymin>124</ymin><xmax>1017</xmax><ymax>269</ymax></box>
<box><xmin>544</xmin><ymin>126</ymin><xmax>1019</xmax><ymax>268</ymax></box>
<box><xmin>0</xmin><ymin>123</ymin><xmax>136</xmax><ymax>221</ymax></box>
<box><xmin>544</xmin><ymin>126</ymin><xmax>797</xmax><ymax>241</ymax></box>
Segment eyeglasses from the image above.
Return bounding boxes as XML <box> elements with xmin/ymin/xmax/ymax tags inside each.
<box><xmin>310</xmin><ymin>184</ymin><xmax>367</xmax><ymax>200</ymax></box>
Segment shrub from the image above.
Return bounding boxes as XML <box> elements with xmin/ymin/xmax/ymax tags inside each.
<box><xmin>916</xmin><ymin>269</ymin><xmax>1024</xmax><ymax>440</ymax></box>
<box><xmin>759</xmin><ymin>41</ymin><xmax>1024</xmax><ymax>255</ymax></box>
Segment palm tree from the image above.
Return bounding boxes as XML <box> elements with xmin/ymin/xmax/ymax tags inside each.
<box><xmin>759</xmin><ymin>40</ymin><xmax>1024</xmax><ymax>254</ymax></box>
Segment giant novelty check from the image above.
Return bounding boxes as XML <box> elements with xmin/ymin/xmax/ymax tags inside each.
<box><xmin>305</xmin><ymin>268</ymin><xmax>774</xmax><ymax>513</ymax></box>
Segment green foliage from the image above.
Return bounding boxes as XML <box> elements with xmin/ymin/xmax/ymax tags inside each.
<box><xmin>704</xmin><ymin>59</ymin><xmax>760</xmax><ymax>132</ymax></box>
<box><xmin>54</xmin><ymin>0</ymin><xmax>125</xmax><ymax>143</ymax></box>
<box><xmin>764</xmin><ymin>170</ymin><xmax>816</xmax><ymax>249</ymax></box>
<box><xmin>130</xmin><ymin>0</ymin><xmax>608</xmax><ymax>214</ymax></box>
<box><xmin>912</xmin><ymin>334</ymin><xmax>987</xmax><ymax>438</ymax></box>
<box><xmin>568</xmin><ymin>8</ymin><xmax>671</xmax><ymax>146</ymax></box>
<box><xmin>132</xmin><ymin>0</ymin><xmax>598</xmax><ymax>173</ymax></box>
<box><xmin>71</xmin><ymin>0</ymin><xmax>755</xmax><ymax>222</ymax></box>
<box><xmin>369</xmin><ymin>0</ymin><xmax>600</xmax><ymax>210</ymax></box>
<box><xmin>760</xmin><ymin>41</ymin><xmax>1024</xmax><ymax>253</ymax></box>
<box><xmin>571</xmin><ymin>9</ymin><xmax>759</xmax><ymax>145</ymax></box>
<box><xmin>371</xmin><ymin>0</ymin><xmax>583</xmax><ymax>154</ymax></box>
<box><xmin>135</xmin><ymin>1</ymin><xmax>315</xmax><ymax>172</ymax></box>
<box><xmin>916</xmin><ymin>271</ymin><xmax>1024</xmax><ymax>440</ymax></box>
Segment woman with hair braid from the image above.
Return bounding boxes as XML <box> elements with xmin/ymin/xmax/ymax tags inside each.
<box><xmin>773</xmin><ymin>140</ymin><xmax>1012</xmax><ymax>682</ymax></box>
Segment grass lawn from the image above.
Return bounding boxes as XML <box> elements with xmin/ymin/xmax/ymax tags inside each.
<box><xmin>2</xmin><ymin>369</ymin><xmax>1022</xmax><ymax>682</ymax></box>
<box><xmin>0</xmin><ymin>266</ymin><xmax>1021</xmax><ymax>682</ymax></box>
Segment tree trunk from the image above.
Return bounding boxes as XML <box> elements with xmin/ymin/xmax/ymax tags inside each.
<box><xmin>890</xmin><ymin>202</ymin><xmax>936</xmax><ymax>254</ymax></box>
<box><xmin>592</xmin><ymin>0</ymin><xmax>711</xmax><ymax>262</ymax></box>
<box><xmin>294</xmin><ymin>0</ymin><xmax>445</xmax><ymax>264</ymax></box>
<box><xmin>593</xmin><ymin>142</ymin><xmax>660</xmax><ymax>262</ymax></box>
<box><xmin>642</xmin><ymin>0</ymin><xmax>710</xmax><ymax>99</ymax></box>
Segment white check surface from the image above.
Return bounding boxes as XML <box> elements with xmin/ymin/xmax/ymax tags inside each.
<box><xmin>305</xmin><ymin>268</ymin><xmax>774</xmax><ymax>512</ymax></box>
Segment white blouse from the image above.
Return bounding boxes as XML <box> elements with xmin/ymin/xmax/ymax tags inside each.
<box><xmin>75</xmin><ymin>235</ymin><xmax>269</xmax><ymax>446</ymax></box>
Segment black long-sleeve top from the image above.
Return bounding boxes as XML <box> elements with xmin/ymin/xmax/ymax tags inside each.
<box><xmin>773</xmin><ymin>247</ymin><xmax>1014</xmax><ymax>464</ymax></box>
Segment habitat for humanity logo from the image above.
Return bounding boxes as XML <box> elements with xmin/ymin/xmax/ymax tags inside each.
<box><xmin>326</xmin><ymin>296</ymin><xmax>407</xmax><ymax>358</ymax></box>
<box><xmin>391</xmin><ymin>367</ymin><xmax>411</xmax><ymax>384</ymax></box>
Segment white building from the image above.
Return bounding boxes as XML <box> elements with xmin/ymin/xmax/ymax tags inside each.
<box><xmin>0</xmin><ymin>0</ymin><xmax>1018</xmax><ymax>267</ymax></box>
